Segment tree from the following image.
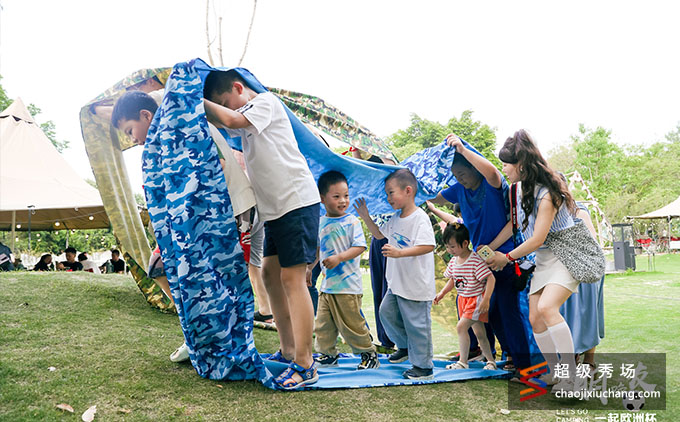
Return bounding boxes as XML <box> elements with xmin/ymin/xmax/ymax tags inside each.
<box><xmin>388</xmin><ymin>110</ymin><xmax>499</xmax><ymax>167</ymax></box>
<box><xmin>0</xmin><ymin>75</ymin><xmax>69</xmax><ymax>153</ymax></box>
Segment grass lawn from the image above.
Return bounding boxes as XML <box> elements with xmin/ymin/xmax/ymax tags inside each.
<box><xmin>1</xmin><ymin>254</ymin><xmax>678</xmax><ymax>421</ymax></box>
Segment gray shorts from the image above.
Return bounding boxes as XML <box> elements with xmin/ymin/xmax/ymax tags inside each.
<box><xmin>249</xmin><ymin>217</ymin><xmax>265</xmax><ymax>268</ymax></box>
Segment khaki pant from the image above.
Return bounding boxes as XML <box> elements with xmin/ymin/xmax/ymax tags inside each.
<box><xmin>314</xmin><ymin>293</ymin><xmax>375</xmax><ymax>355</ymax></box>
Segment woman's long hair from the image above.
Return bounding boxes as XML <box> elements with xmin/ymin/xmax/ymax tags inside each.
<box><xmin>498</xmin><ymin>129</ymin><xmax>575</xmax><ymax>230</ymax></box>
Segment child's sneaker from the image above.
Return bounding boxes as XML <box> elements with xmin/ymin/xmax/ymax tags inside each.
<box><xmin>483</xmin><ymin>361</ymin><xmax>498</xmax><ymax>370</ymax></box>
<box><xmin>315</xmin><ymin>354</ymin><xmax>339</xmax><ymax>367</ymax></box>
<box><xmin>446</xmin><ymin>361</ymin><xmax>469</xmax><ymax>370</ymax></box>
<box><xmin>275</xmin><ymin>361</ymin><xmax>319</xmax><ymax>390</ymax></box>
<box><xmin>388</xmin><ymin>348</ymin><xmax>409</xmax><ymax>363</ymax></box>
<box><xmin>169</xmin><ymin>343</ymin><xmax>190</xmax><ymax>362</ymax></box>
<box><xmin>357</xmin><ymin>351</ymin><xmax>380</xmax><ymax>370</ymax></box>
<box><xmin>267</xmin><ymin>350</ymin><xmax>292</xmax><ymax>364</ymax></box>
<box><xmin>403</xmin><ymin>366</ymin><xmax>434</xmax><ymax>380</ymax></box>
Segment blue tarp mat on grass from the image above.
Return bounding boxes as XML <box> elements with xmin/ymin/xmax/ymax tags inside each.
<box><xmin>263</xmin><ymin>355</ymin><xmax>511</xmax><ymax>390</ymax></box>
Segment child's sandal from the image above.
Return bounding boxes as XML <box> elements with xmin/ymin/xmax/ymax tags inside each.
<box><xmin>446</xmin><ymin>361</ymin><xmax>469</xmax><ymax>370</ymax></box>
<box><xmin>483</xmin><ymin>361</ymin><xmax>498</xmax><ymax>370</ymax></box>
<box><xmin>275</xmin><ymin>361</ymin><xmax>319</xmax><ymax>390</ymax></box>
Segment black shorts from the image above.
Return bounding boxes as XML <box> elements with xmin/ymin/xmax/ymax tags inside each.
<box><xmin>263</xmin><ymin>203</ymin><xmax>319</xmax><ymax>268</ymax></box>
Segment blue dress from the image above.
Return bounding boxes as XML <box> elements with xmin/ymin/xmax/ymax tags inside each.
<box><xmin>559</xmin><ymin>203</ymin><xmax>605</xmax><ymax>353</ymax></box>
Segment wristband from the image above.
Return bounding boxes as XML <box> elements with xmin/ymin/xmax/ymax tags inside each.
<box><xmin>505</xmin><ymin>252</ymin><xmax>515</xmax><ymax>262</ymax></box>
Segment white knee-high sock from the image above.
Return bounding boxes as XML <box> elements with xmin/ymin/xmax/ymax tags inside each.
<box><xmin>548</xmin><ymin>321</ymin><xmax>576</xmax><ymax>378</ymax></box>
<box><xmin>533</xmin><ymin>329</ymin><xmax>559</xmax><ymax>376</ymax></box>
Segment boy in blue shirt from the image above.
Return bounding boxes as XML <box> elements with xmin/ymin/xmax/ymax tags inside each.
<box><xmin>313</xmin><ymin>171</ymin><xmax>379</xmax><ymax>370</ymax></box>
<box><xmin>355</xmin><ymin>169</ymin><xmax>436</xmax><ymax>380</ymax></box>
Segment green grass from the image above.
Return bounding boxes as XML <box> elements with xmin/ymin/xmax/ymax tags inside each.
<box><xmin>1</xmin><ymin>254</ymin><xmax>678</xmax><ymax>421</ymax></box>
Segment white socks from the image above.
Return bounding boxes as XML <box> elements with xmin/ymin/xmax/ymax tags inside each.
<box><xmin>548</xmin><ymin>321</ymin><xmax>576</xmax><ymax>378</ymax></box>
<box><xmin>534</xmin><ymin>321</ymin><xmax>576</xmax><ymax>378</ymax></box>
<box><xmin>533</xmin><ymin>329</ymin><xmax>559</xmax><ymax>375</ymax></box>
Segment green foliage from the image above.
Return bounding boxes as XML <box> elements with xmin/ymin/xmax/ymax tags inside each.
<box><xmin>0</xmin><ymin>75</ymin><xmax>69</xmax><ymax>153</ymax></box>
<box><xmin>547</xmin><ymin>124</ymin><xmax>680</xmax><ymax>228</ymax></box>
<box><xmin>2</xmin><ymin>229</ymin><xmax>117</xmax><ymax>255</ymax></box>
<box><xmin>387</xmin><ymin>110</ymin><xmax>499</xmax><ymax>168</ymax></box>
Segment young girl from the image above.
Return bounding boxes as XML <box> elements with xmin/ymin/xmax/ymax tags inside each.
<box><xmin>485</xmin><ymin>129</ymin><xmax>580</xmax><ymax>391</ymax></box>
<box><xmin>434</xmin><ymin>223</ymin><xmax>497</xmax><ymax>370</ymax></box>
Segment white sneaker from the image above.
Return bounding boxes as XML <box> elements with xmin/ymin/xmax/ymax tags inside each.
<box><xmin>552</xmin><ymin>378</ymin><xmax>574</xmax><ymax>394</ymax></box>
<box><xmin>170</xmin><ymin>343</ymin><xmax>190</xmax><ymax>362</ymax></box>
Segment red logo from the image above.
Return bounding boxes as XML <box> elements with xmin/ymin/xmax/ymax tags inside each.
<box><xmin>518</xmin><ymin>361</ymin><xmax>549</xmax><ymax>401</ymax></box>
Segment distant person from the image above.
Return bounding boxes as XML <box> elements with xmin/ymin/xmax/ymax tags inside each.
<box><xmin>0</xmin><ymin>241</ymin><xmax>15</xmax><ymax>271</ymax></box>
<box><xmin>59</xmin><ymin>247</ymin><xmax>83</xmax><ymax>271</ymax></box>
<box><xmin>78</xmin><ymin>252</ymin><xmax>101</xmax><ymax>274</ymax></box>
<box><xmin>33</xmin><ymin>254</ymin><xmax>54</xmax><ymax>271</ymax></box>
<box><xmin>110</xmin><ymin>249</ymin><xmax>126</xmax><ymax>274</ymax></box>
<box><xmin>13</xmin><ymin>258</ymin><xmax>26</xmax><ymax>271</ymax></box>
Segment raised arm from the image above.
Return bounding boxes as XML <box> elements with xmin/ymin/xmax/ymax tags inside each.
<box><xmin>426</xmin><ymin>201</ymin><xmax>459</xmax><ymax>225</ymax></box>
<box><xmin>353</xmin><ymin>198</ymin><xmax>384</xmax><ymax>240</ymax></box>
<box><xmin>446</xmin><ymin>134</ymin><xmax>502</xmax><ymax>189</ymax></box>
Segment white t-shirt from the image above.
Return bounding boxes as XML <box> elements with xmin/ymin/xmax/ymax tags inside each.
<box><xmin>379</xmin><ymin>208</ymin><xmax>436</xmax><ymax>301</ymax></box>
<box><xmin>80</xmin><ymin>259</ymin><xmax>101</xmax><ymax>274</ymax></box>
<box><xmin>226</xmin><ymin>92</ymin><xmax>319</xmax><ymax>221</ymax></box>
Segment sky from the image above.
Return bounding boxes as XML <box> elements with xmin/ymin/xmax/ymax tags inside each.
<box><xmin>1</xmin><ymin>0</ymin><xmax>680</xmax><ymax>196</ymax></box>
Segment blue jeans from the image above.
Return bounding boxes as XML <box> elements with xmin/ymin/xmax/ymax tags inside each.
<box><xmin>379</xmin><ymin>289</ymin><xmax>433</xmax><ymax>369</ymax></box>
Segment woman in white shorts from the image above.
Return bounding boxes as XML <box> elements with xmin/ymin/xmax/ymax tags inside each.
<box><xmin>485</xmin><ymin>129</ymin><xmax>580</xmax><ymax>391</ymax></box>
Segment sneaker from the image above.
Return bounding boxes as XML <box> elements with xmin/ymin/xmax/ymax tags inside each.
<box><xmin>169</xmin><ymin>343</ymin><xmax>190</xmax><ymax>362</ymax></box>
<box><xmin>450</xmin><ymin>347</ymin><xmax>482</xmax><ymax>362</ymax></box>
<box><xmin>388</xmin><ymin>348</ymin><xmax>409</xmax><ymax>363</ymax></box>
<box><xmin>483</xmin><ymin>361</ymin><xmax>498</xmax><ymax>370</ymax></box>
<box><xmin>552</xmin><ymin>378</ymin><xmax>574</xmax><ymax>394</ymax></box>
<box><xmin>357</xmin><ymin>351</ymin><xmax>380</xmax><ymax>370</ymax></box>
<box><xmin>446</xmin><ymin>361</ymin><xmax>469</xmax><ymax>370</ymax></box>
<box><xmin>267</xmin><ymin>350</ymin><xmax>292</xmax><ymax>364</ymax></box>
<box><xmin>315</xmin><ymin>354</ymin><xmax>339</xmax><ymax>367</ymax></box>
<box><xmin>403</xmin><ymin>366</ymin><xmax>434</xmax><ymax>380</ymax></box>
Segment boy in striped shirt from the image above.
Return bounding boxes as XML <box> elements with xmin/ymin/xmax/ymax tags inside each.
<box><xmin>434</xmin><ymin>223</ymin><xmax>497</xmax><ymax>370</ymax></box>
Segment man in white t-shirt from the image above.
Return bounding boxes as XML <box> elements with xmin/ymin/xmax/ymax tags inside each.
<box><xmin>204</xmin><ymin>70</ymin><xmax>320</xmax><ymax>390</ymax></box>
<box><xmin>355</xmin><ymin>168</ymin><xmax>436</xmax><ymax>380</ymax></box>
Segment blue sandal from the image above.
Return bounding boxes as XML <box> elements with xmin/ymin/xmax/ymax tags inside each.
<box><xmin>275</xmin><ymin>361</ymin><xmax>319</xmax><ymax>390</ymax></box>
<box><xmin>267</xmin><ymin>350</ymin><xmax>292</xmax><ymax>364</ymax></box>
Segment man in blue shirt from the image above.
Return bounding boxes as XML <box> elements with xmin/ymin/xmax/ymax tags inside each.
<box><xmin>430</xmin><ymin>134</ymin><xmax>534</xmax><ymax>370</ymax></box>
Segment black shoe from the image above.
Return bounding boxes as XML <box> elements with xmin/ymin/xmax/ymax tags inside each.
<box><xmin>451</xmin><ymin>347</ymin><xmax>482</xmax><ymax>362</ymax></box>
<box><xmin>357</xmin><ymin>351</ymin><xmax>380</xmax><ymax>370</ymax></box>
<box><xmin>388</xmin><ymin>348</ymin><xmax>409</xmax><ymax>363</ymax></box>
<box><xmin>315</xmin><ymin>354</ymin><xmax>339</xmax><ymax>367</ymax></box>
<box><xmin>253</xmin><ymin>311</ymin><xmax>273</xmax><ymax>323</ymax></box>
<box><xmin>403</xmin><ymin>366</ymin><xmax>434</xmax><ymax>380</ymax></box>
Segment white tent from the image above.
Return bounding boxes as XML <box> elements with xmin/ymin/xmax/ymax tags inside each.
<box><xmin>629</xmin><ymin>195</ymin><xmax>680</xmax><ymax>250</ymax></box>
<box><xmin>0</xmin><ymin>98</ymin><xmax>110</xmax><ymax>242</ymax></box>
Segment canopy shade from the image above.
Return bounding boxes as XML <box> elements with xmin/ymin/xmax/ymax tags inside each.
<box><xmin>629</xmin><ymin>196</ymin><xmax>680</xmax><ymax>219</ymax></box>
<box><xmin>0</xmin><ymin>98</ymin><xmax>110</xmax><ymax>231</ymax></box>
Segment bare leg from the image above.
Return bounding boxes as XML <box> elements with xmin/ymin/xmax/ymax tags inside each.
<box><xmin>280</xmin><ymin>263</ymin><xmax>314</xmax><ymax>369</ymax></box>
<box><xmin>262</xmin><ymin>256</ymin><xmax>295</xmax><ymax>359</ymax></box>
<box><xmin>153</xmin><ymin>275</ymin><xmax>175</xmax><ymax>306</ymax></box>
<box><xmin>249</xmin><ymin>263</ymin><xmax>271</xmax><ymax>315</ymax></box>
<box><xmin>471</xmin><ymin>322</ymin><xmax>494</xmax><ymax>363</ymax></box>
<box><xmin>456</xmin><ymin>318</ymin><xmax>475</xmax><ymax>365</ymax></box>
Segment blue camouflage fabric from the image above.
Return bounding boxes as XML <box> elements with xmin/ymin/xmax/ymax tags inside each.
<box><xmin>142</xmin><ymin>59</ymin><xmax>273</xmax><ymax>387</ymax></box>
